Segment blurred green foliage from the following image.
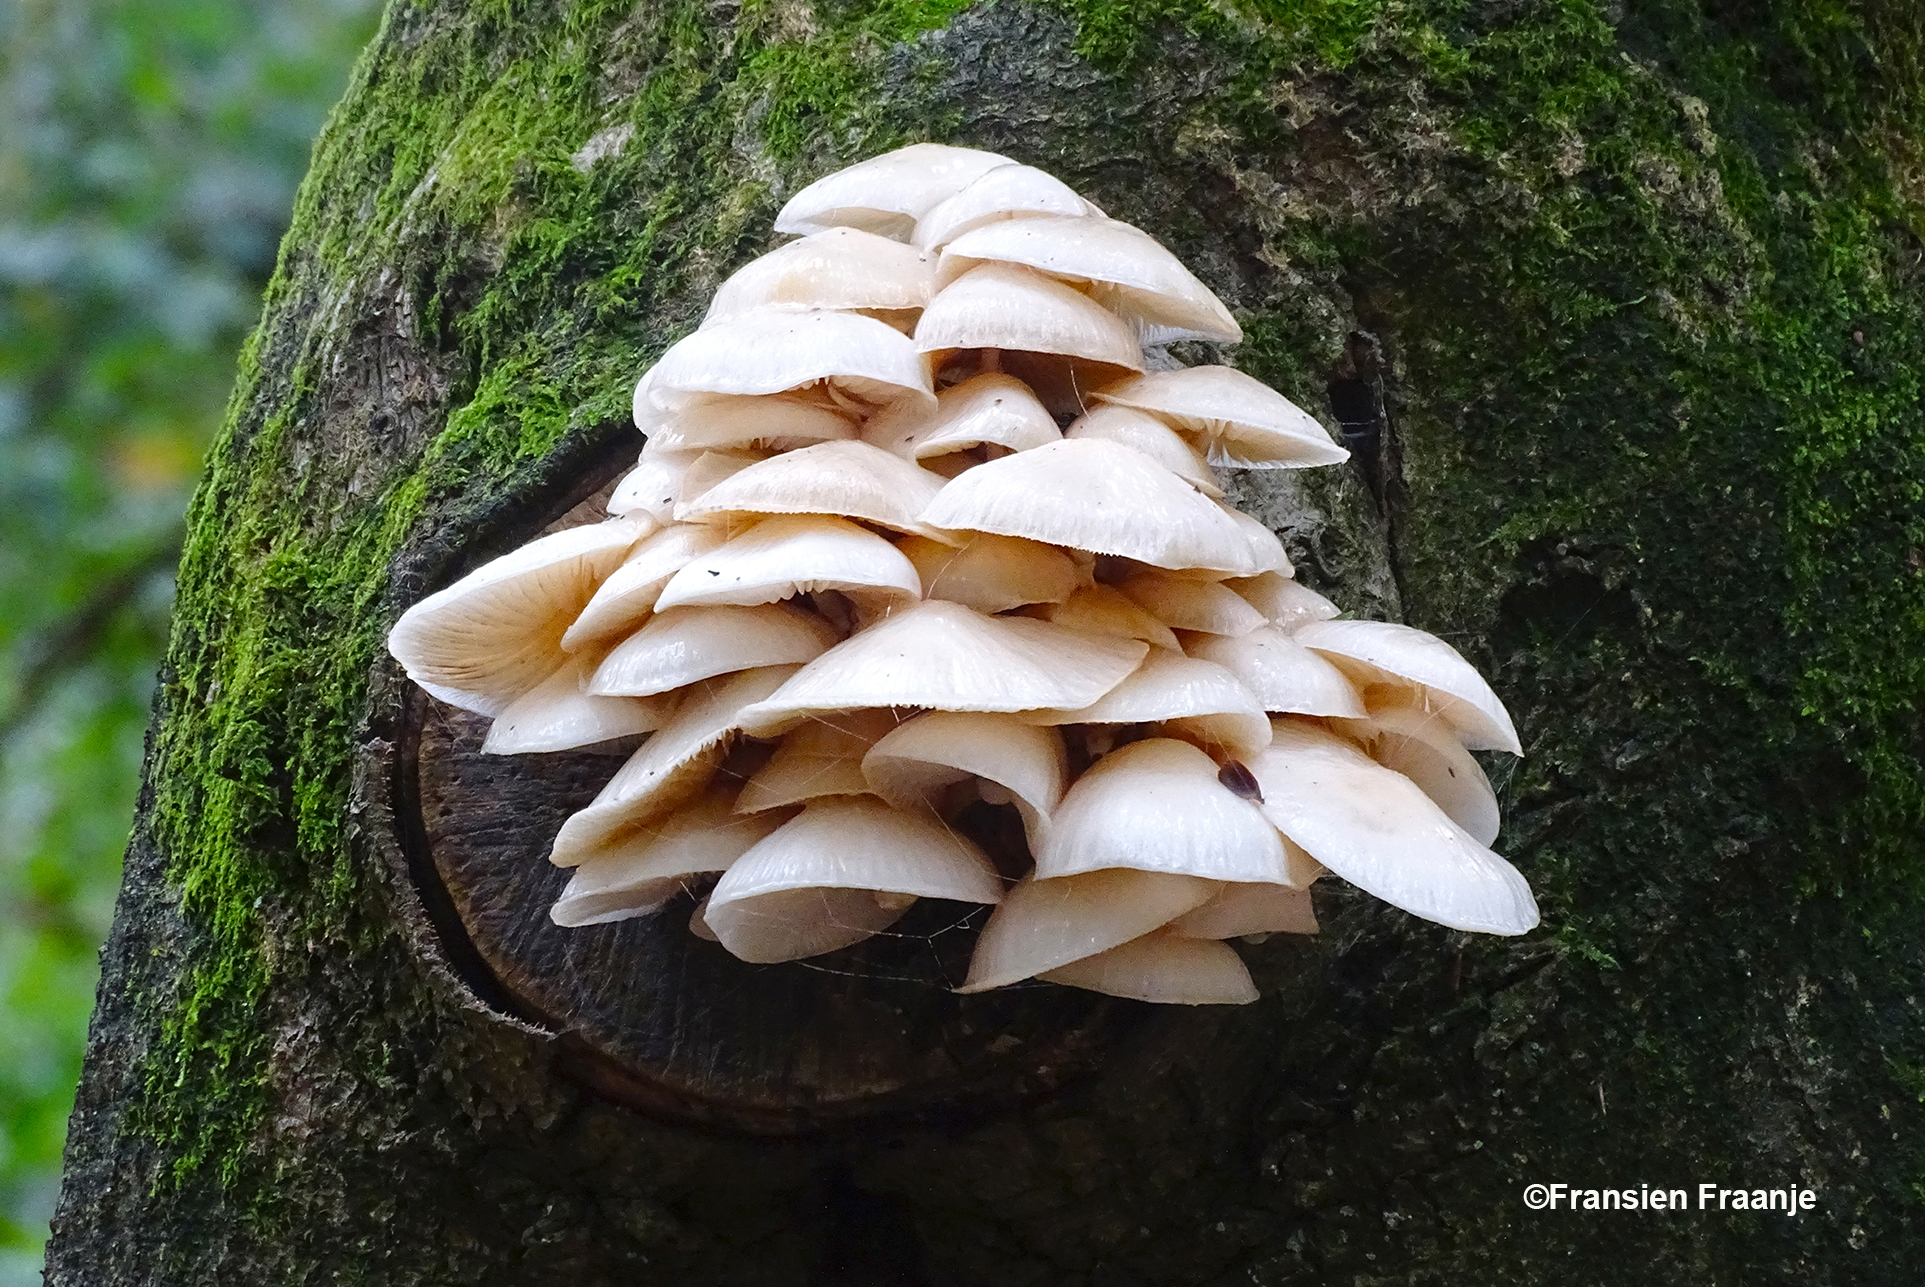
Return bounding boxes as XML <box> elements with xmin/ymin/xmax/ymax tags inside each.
<box><xmin>0</xmin><ymin>0</ymin><xmax>378</xmax><ymax>1274</ymax></box>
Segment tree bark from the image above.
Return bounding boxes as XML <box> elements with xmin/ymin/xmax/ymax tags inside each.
<box><xmin>46</xmin><ymin>1</ymin><xmax>1925</xmax><ymax>1283</ymax></box>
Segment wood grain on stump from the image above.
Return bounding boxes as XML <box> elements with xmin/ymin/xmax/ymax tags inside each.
<box><xmin>388</xmin><ymin>451</ymin><xmax>1131</xmax><ymax>1134</ymax></box>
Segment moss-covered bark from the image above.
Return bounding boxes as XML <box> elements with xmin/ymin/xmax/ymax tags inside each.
<box><xmin>46</xmin><ymin>0</ymin><xmax>1925</xmax><ymax>1282</ymax></box>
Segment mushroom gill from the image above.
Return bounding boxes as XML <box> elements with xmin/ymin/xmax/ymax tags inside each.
<box><xmin>386</xmin><ymin>143</ymin><xmax>1535</xmax><ymax>1004</ymax></box>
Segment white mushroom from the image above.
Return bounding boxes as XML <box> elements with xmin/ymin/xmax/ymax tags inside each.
<box><xmin>1295</xmin><ymin>618</ymin><xmax>1522</xmax><ymax>754</ymax></box>
<box><xmin>639</xmin><ymin>395</ymin><xmax>858</xmax><ymax>454</ymax></box>
<box><xmin>775</xmin><ymin>143</ymin><xmax>1014</xmax><ymax>240</ymax></box>
<box><xmin>915</xmin><ymin>263</ymin><xmax>1144</xmax><ymax>382</ymax></box>
<box><xmin>702</xmin><ymin>228</ymin><xmax>935</xmax><ymax>329</ymax></box>
<box><xmin>1036</xmin><ymin>931</ymin><xmax>1258</xmax><ymax>1004</ymax></box>
<box><xmin>920</xmin><ymin>438</ymin><xmax>1264</xmax><ymax>575</ymax></box>
<box><xmin>481</xmin><ymin>654</ymin><xmax>672</xmax><ymax>754</ymax></box>
<box><xmin>642</xmin><ymin>309</ymin><xmax>935</xmax><ymax>414</ymax></box>
<box><xmin>1093</xmin><ymin>366</ymin><xmax>1348</xmax><ymax>468</ymax></box>
<box><xmin>734</xmin><ymin>708</ymin><xmax>903</xmax><ymax>813</ymax></box>
<box><xmin>561</xmin><ymin>523</ymin><xmax>730</xmax><ymax>651</ymax></box>
<box><xmin>863</xmin><ymin>372</ymin><xmax>1061</xmax><ymax>463</ymax></box>
<box><xmin>863</xmin><ymin>711</ymin><xmax>1068</xmax><ymax>852</ymax></box>
<box><xmin>1247</xmin><ymin>719</ymin><xmax>1538</xmax><ymax>935</ymax></box>
<box><xmin>913</xmin><ymin>162</ymin><xmax>1101</xmax><ymax>251</ymax></box>
<box><xmin>897</xmin><ymin>532</ymin><xmax>1081</xmax><ymax>613</ymax></box>
<box><xmin>1335</xmin><ymin>701</ymin><xmax>1502</xmax><ymax>845</ymax></box>
<box><xmin>1181</xmin><ymin>625</ymin><xmax>1366</xmax><ymax>717</ymax></box>
<box><xmin>1065</xmin><ymin>403</ymin><xmax>1222</xmax><ymax>497</ymax></box>
<box><xmin>1116</xmin><ymin>566</ymin><xmax>1267</xmax><ymax>636</ymax></box>
<box><xmin>387</xmin><ymin>516</ymin><xmax>652</xmax><ymax>715</ymax></box>
<box><xmin>653</xmin><ymin>514</ymin><xmax>921</xmax><ymax>612</ymax></box>
<box><xmin>1165</xmin><ymin>881</ymin><xmax>1319</xmax><ymax>939</ymax></box>
<box><xmin>1029</xmin><ymin>584</ymin><xmax>1180</xmax><ymax>650</ymax></box>
<box><xmin>1020</xmin><ymin>649</ymin><xmax>1272</xmax><ymax>759</ymax></box>
<box><xmin>588</xmin><ymin>603</ymin><xmax>840</xmax><ymax>698</ymax></box>
<box><xmin>735</xmin><ymin>599</ymin><xmax>1146</xmax><ymax>737</ymax></box>
<box><xmin>704</xmin><ymin>796</ymin><xmax>1005</xmax><ymax>962</ymax></box>
<box><xmin>938</xmin><ymin>215</ymin><xmax>1242</xmax><ymax>345</ymax></box>
<box><xmin>549</xmin><ymin>789</ymin><xmax>789</xmax><ymax>927</ymax></box>
<box><xmin>1225</xmin><ymin>571</ymin><xmax>1338</xmax><ymax>631</ymax></box>
<box><xmin>675</xmin><ymin>439</ymin><xmax>950</xmax><ymax>537</ymax></box>
<box><xmin>959</xmin><ymin>868</ymin><xmax>1219</xmax><ymax>992</ymax></box>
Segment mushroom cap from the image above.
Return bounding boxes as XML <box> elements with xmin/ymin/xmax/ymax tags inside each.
<box><xmin>639</xmin><ymin>395</ymin><xmax>858</xmax><ymax>454</ymax></box>
<box><xmin>561</xmin><ymin>523</ymin><xmax>730</xmax><ymax>651</ymax></box>
<box><xmin>1065</xmin><ymin>403</ymin><xmax>1221</xmax><ymax>497</ymax></box>
<box><xmin>588</xmin><ymin>603</ymin><xmax>839</xmax><ymax>698</ymax></box>
<box><xmin>863</xmin><ymin>711</ymin><xmax>1068</xmax><ymax>852</ymax></box>
<box><xmin>913</xmin><ymin>162</ymin><xmax>1101</xmax><ymax>251</ymax></box>
<box><xmin>1182</xmin><ymin>625</ymin><xmax>1366</xmax><ymax>717</ymax></box>
<box><xmin>387</xmin><ymin>516</ymin><xmax>651</xmax><ymax>716</ymax></box>
<box><xmin>705</xmin><ymin>797</ymin><xmax>1005</xmax><ymax>963</ymax></box>
<box><xmin>959</xmin><ymin>868</ymin><xmax>1219</xmax><ymax>991</ymax></box>
<box><xmin>1020</xmin><ymin>649</ymin><xmax>1273</xmax><ymax>759</ymax></box>
<box><xmin>1036</xmin><ymin>737</ymin><xmax>1291</xmax><ymax>882</ymax></box>
<box><xmin>1247</xmin><ymin>720</ymin><xmax>1538</xmax><ymax>935</ymax></box>
<box><xmin>1031</xmin><ymin>584</ymin><xmax>1180</xmax><ymax>650</ymax></box>
<box><xmin>654</xmin><ymin>514</ymin><xmax>921</xmax><ymax>611</ymax></box>
<box><xmin>608</xmin><ymin>453</ymin><xmax>687</xmax><ymax>522</ymax></box>
<box><xmin>1295</xmin><ymin>618</ymin><xmax>1522</xmax><ymax>754</ymax></box>
<box><xmin>641</xmin><ymin>309</ymin><xmax>935</xmax><ymax>413</ymax></box>
<box><xmin>1220</xmin><ymin>504</ymin><xmax>1294</xmax><ymax>575</ymax></box>
<box><xmin>702</xmin><ymin>228</ymin><xmax>935</xmax><ymax>326</ymax></box>
<box><xmin>481</xmin><ymin>654</ymin><xmax>673</xmax><ymax>754</ymax></box>
<box><xmin>675</xmin><ymin>439</ymin><xmax>950</xmax><ymax>537</ymax></box>
<box><xmin>775</xmin><ymin>143</ymin><xmax>1015</xmax><ymax>239</ymax></box>
<box><xmin>1225</xmin><ymin>572</ymin><xmax>1338</xmax><ymax>631</ymax></box>
<box><xmin>1117</xmin><ymin>567</ymin><xmax>1267</xmax><ymax>636</ymax></box>
<box><xmin>914</xmin><ymin>263</ymin><xmax>1144</xmax><ymax>377</ymax></box>
<box><xmin>734</xmin><ymin>708</ymin><xmax>903</xmax><ymax>813</ymax></box>
<box><xmin>898</xmin><ymin>532</ymin><xmax>1081</xmax><ymax>613</ymax></box>
<box><xmin>549</xmin><ymin>790</ymin><xmax>788</xmax><ymax>927</ymax></box>
<box><xmin>735</xmin><ymin>599</ymin><xmax>1147</xmax><ymax>737</ymax></box>
<box><xmin>1037</xmin><ymin>931</ymin><xmax>1258</xmax><ymax>1004</ymax></box>
<box><xmin>1336</xmin><ymin>701</ymin><xmax>1502</xmax><ymax>845</ymax></box>
<box><xmin>938</xmin><ymin>215</ymin><xmax>1242</xmax><ymax>345</ymax></box>
<box><xmin>1092</xmin><ymin>366</ymin><xmax>1348</xmax><ymax>468</ymax></box>
<box><xmin>863</xmin><ymin>372</ymin><xmax>1061</xmax><ymax>462</ymax></box>
<box><xmin>920</xmin><ymin>438</ymin><xmax>1264</xmax><ymax>575</ymax></box>
<box><xmin>549</xmin><ymin>665</ymin><xmax>799</xmax><ymax>865</ymax></box>
<box><xmin>1166</xmin><ymin>881</ymin><xmax>1318</xmax><ymax>939</ymax></box>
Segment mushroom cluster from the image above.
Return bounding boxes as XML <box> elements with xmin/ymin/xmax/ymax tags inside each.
<box><xmin>388</xmin><ymin>144</ymin><xmax>1537</xmax><ymax>1006</ymax></box>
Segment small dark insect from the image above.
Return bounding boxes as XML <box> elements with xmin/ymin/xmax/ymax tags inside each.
<box><xmin>1217</xmin><ymin>758</ymin><xmax>1263</xmax><ymax>802</ymax></box>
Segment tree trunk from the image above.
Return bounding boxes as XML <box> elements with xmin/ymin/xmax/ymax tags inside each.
<box><xmin>45</xmin><ymin>1</ymin><xmax>1925</xmax><ymax>1283</ymax></box>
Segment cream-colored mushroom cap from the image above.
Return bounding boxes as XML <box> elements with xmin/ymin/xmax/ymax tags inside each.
<box><xmin>1221</xmin><ymin>505</ymin><xmax>1294</xmax><ymax>575</ymax></box>
<box><xmin>914</xmin><ymin>263</ymin><xmax>1143</xmax><ymax>378</ymax></box>
<box><xmin>588</xmin><ymin>603</ymin><xmax>839</xmax><ymax>698</ymax></box>
<box><xmin>1166</xmin><ymin>881</ymin><xmax>1318</xmax><ymax>939</ymax></box>
<box><xmin>913</xmin><ymin>162</ymin><xmax>1101</xmax><ymax>250</ymax></box>
<box><xmin>1038</xmin><ymin>931</ymin><xmax>1258</xmax><ymax>1004</ymax></box>
<box><xmin>642</xmin><ymin>309</ymin><xmax>935</xmax><ymax>412</ymax></box>
<box><xmin>775</xmin><ymin>143</ymin><xmax>1014</xmax><ymax>239</ymax></box>
<box><xmin>702</xmin><ymin>228</ymin><xmax>935</xmax><ymax>327</ymax></box>
<box><xmin>939</xmin><ymin>215</ymin><xmax>1242</xmax><ymax>345</ymax></box>
<box><xmin>898</xmin><ymin>533</ymin><xmax>1080</xmax><ymax>613</ymax></box>
<box><xmin>1183</xmin><ymin>625</ymin><xmax>1366</xmax><ymax>717</ymax></box>
<box><xmin>736</xmin><ymin>599</ymin><xmax>1146</xmax><ymax>737</ymax></box>
<box><xmin>863</xmin><ymin>372</ymin><xmax>1060</xmax><ymax>462</ymax></box>
<box><xmin>561</xmin><ymin>523</ymin><xmax>729</xmax><ymax>651</ymax></box>
<box><xmin>642</xmin><ymin>395</ymin><xmax>858</xmax><ymax>454</ymax></box>
<box><xmin>387</xmin><ymin>516</ymin><xmax>651</xmax><ymax>716</ymax></box>
<box><xmin>481</xmin><ymin>654</ymin><xmax>672</xmax><ymax>754</ymax></box>
<box><xmin>920</xmin><ymin>438</ymin><xmax>1264</xmax><ymax>575</ymax></box>
<box><xmin>734</xmin><ymin>709</ymin><xmax>902</xmax><ymax>814</ymax></box>
<box><xmin>549</xmin><ymin>665</ymin><xmax>799</xmax><ymax>866</ymax></box>
<box><xmin>1117</xmin><ymin>567</ymin><xmax>1266</xmax><ymax>636</ymax></box>
<box><xmin>549</xmin><ymin>790</ymin><xmax>788</xmax><ymax>927</ymax></box>
<box><xmin>1065</xmin><ymin>404</ymin><xmax>1221</xmax><ymax>497</ymax></box>
<box><xmin>704</xmin><ymin>797</ymin><xmax>1005</xmax><ymax>963</ymax></box>
<box><xmin>1248</xmin><ymin>720</ymin><xmax>1537</xmax><ymax>935</ymax></box>
<box><xmin>863</xmin><ymin>711</ymin><xmax>1067</xmax><ymax>851</ymax></box>
<box><xmin>654</xmin><ymin>515</ymin><xmax>921</xmax><ymax>612</ymax></box>
<box><xmin>1337</xmin><ymin>702</ymin><xmax>1501</xmax><ymax>845</ymax></box>
<box><xmin>959</xmin><ymin>868</ymin><xmax>1219</xmax><ymax>992</ymax></box>
<box><xmin>675</xmin><ymin>439</ymin><xmax>949</xmax><ymax>537</ymax></box>
<box><xmin>607</xmin><ymin>453</ymin><xmax>687</xmax><ymax>523</ymax></box>
<box><xmin>1037</xmin><ymin>737</ymin><xmax>1291</xmax><ymax>882</ymax></box>
<box><xmin>1032</xmin><ymin>585</ymin><xmax>1179</xmax><ymax>650</ymax></box>
<box><xmin>1295</xmin><ymin>619</ymin><xmax>1522</xmax><ymax>754</ymax></box>
<box><xmin>1021</xmin><ymin>649</ymin><xmax>1272</xmax><ymax>758</ymax></box>
<box><xmin>1093</xmin><ymin>366</ymin><xmax>1348</xmax><ymax>468</ymax></box>
<box><xmin>1226</xmin><ymin>572</ymin><xmax>1339</xmax><ymax>631</ymax></box>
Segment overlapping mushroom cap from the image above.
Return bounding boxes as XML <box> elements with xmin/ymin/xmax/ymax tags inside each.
<box><xmin>385</xmin><ymin>142</ymin><xmax>1535</xmax><ymax>1006</ymax></box>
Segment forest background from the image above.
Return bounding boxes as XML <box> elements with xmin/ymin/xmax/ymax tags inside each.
<box><xmin>0</xmin><ymin>0</ymin><xmax>379</xmax><ymax>1276</ymax></box>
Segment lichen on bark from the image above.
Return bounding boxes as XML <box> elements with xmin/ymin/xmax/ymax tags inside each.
<box><xmin>49</xmin><ymin>0</ymin><xmax>1925</xmax><ymax>1283</ymax></box>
